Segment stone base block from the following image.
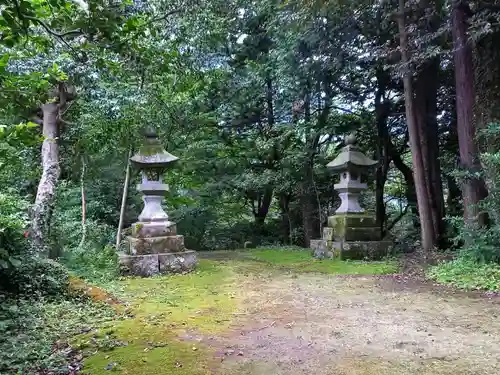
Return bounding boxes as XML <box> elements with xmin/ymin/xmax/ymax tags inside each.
<box><xmin>327</xmin><ymin>214</ymin><xmax>376</xmax><ymax>229</ymax></box>
<box><xmin>119</xmin><ymin>250</ymin><xmax>197</xmax><ymax>277</ymax></box>
<box><xmin>310</xmin><ymin>239</ymin><xmax>341</xmax><ymax>259</ymax></box>
<box><xmin>342</xmin><ymin>241</ymin><xmax>393</xmax><ymax>260</ymax></box>
<box><xmin>342</xmin><ymin>227</ymin><xmax>381</xmax><ymax>241</ymax></box>
<box><xmin>159</xmin><ymin>251</ymin><xmax>197</xmax><ymax>274</ymax></box>
<box><xmin>119</xmin><ymin>253</ymin><xmax>160</xmax><ymax>277</ymax></box>
<box><xmin>310</xmin><ymin>240</ymin><xmax>392</xmax><ymax>260</ymax></box>
<box><xmin>325</xmin><ymin>214</ymin><xmax>381</xmax><ymax>242</ymax></box>
<box><xmin>131</xmin><ymin>221</ymin><xmax>177</xmax><ymax>238</ymax></box>
<box><xmin>128</xmin><ymin>235</ymin><xmax>185</xmax><ymax>255</ymax></box>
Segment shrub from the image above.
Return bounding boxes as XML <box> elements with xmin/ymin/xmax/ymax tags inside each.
<box><xmin>3</xmin><ymin>257</ymin><xmax>70</xmax><ymax>297</ymax></box>
<box><xmin>50</xmin><ymin>183</ymin><xmax>119</xmax><ymax>283</ymax></box>
<box><xmin>0</xmin><ymin>191</ymin><xmax>70</xmax><ymax>297</ymax></box>
<box><xmin>427</xmin><ymin>258</ymin><xmax>500</xmax><ymax>291</ymax></box>
<box><xmin>173</xmin><ymin>205</ymin><xmax>286</xmax><ymax>251</ymax></box>
<box><xmin>0</xmin><ymin>296</ymin><xmax>116</xmax><ymax>374</ymax></box>
<box><xmin>0</xmin><ymin>191</ymin><xmax>29</xmax><ymax>271</ymax></box>
<box><xmin>63</xmin><ymin>244</ymin><xmax>119</xmax><ymax>283</ymax></box>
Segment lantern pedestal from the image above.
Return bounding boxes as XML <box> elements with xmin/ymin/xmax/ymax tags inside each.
<box><xmin>310</xmin><ymin>213</ymin><xmax>393</xmax><ymax>260</ymax></box>
<box><xmin>119</xmin><ymin>251</ymin><xmax>198</xmax><ymax>277</ymax></box>
<box><xmin>120</xmin><ymin>197</ymin><xmax>198</xmax><ymax>276</ymax></box>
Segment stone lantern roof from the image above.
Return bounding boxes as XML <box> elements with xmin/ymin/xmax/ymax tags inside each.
<box><xmin>130</xmin><ymin>127</ymin><xmax>179</xmax><ymax>170</ymax></box>
<box><xmin>326</xmin><ymin>133</ymin><xmax>378</xmax><ymax>172</ymax></box>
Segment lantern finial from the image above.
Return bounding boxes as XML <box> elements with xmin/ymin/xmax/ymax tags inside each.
<box><xmin>344</xmin><ymin>132</ymin><xmax>357</xmax><ymax>146</ymax></box>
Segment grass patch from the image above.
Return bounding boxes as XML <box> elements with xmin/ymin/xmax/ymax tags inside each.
<box><xmin>247</xmin><ymin>248</ymin><xmax>399</xmax><ymax>275</ymax></box>
<box><xmin>427</xmin><ymin>258</ymin><xmax>500</xmax><ymax>291</ymax></box>
<box><xmin>81</xmin><ymin>260</ymin><xmax>240</xmax><ymax>375</ymax></box>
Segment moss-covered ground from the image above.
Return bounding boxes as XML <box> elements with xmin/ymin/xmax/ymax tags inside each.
<box><xmin>78</xmin><ymin>260</ymin><xmax>235</xmax><ymax>375</ymax></box>
<box><xmin>76</xmin><ymin>248</ymin><xmax>398</xmax><ymax>375</ymax></box>
<box><xmin>247</xmin><ymin>248</ymin><xmax>398</xmax><ymax>274</ymax></box>
<box><xmin>8</xmin><ymin>248</ymin><xmax>499</xmax><ymax>375</ymax></box>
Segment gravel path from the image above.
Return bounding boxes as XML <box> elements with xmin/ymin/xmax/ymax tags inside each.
<box><xmin>214</xmin><ymin>272</ymin><xmax>500</xmax><ymax>375</ymax></box>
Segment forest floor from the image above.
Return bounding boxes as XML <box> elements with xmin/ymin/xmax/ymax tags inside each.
<box><xmin>80</xmin><ymin>249</ymin><xmax>500</xmax><ymax>375</ymax></box>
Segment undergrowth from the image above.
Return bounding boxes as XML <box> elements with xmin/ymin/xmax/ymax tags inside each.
<box><xmin>0</xmin><ymin>295</ymin><xmax>116</xmax><ymax>374</ymax></box>
<box><xmin>62</xmin><ymin>245</ymin><xmax>119</xmax><ymax>284</ymax></box>
<box><xmin>427</xmin><ymin>258</ymin><xmax>500</xmax><ymax>291</ymax></box>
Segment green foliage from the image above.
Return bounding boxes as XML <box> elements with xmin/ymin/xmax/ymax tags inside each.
<box><xmin>427</xmin><ymin>259</ymin><xmax>500</xmax><ymax>291</ymax></box>
<box><xmin>449</xmin><ymin>216</ymin><xmax>500</xmax><ymax>264</ymax></box>
<box><xmin>173</xmin><ymin>206</ymin><xmax>284</xmax><ymax>250</ymax></box>
<box><xmin>0</xmin><ymin>296</ymin><xmax>116</xmax><ymax>374</ymax></box>
<box><xmin>52</xmin><ymin>183</ymin><xmax>119</xmax><ymax>283</ymax></box>
<box><xmin>431</xmin><ymin>123</ymin><xmax>500</xmax><ymax>292</ymax></box>
<box><xmin>0</xmin><ymin>191</ymin><xmax>69</xmax><ymax>297</ymax></box>
<box><xmin>6</xmin><ymin>257</ymin><xmax>69</xmax><ymax>297</ymax></box>
<box><xmin>63</xmin><ymin>245</ymin><xmax>119</xmax><ymax>284</ymax></box>
<box><xmin>445</xmin><ymin>123</ymin><xmax>500</xmax><ymax>264</ymax></box>
<box><xmin>0</xmin><ymin>191</ymin><xmax>29</xmax><ymax>270</ymax></box>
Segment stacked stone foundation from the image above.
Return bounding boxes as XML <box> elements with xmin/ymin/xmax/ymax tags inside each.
<box><xmin>311</xmin><ymin>214</ymin><xmax>392</xmax><ymax>260</ymax></box>
<box><xmin>119</xmin><ymin>221</ymin><xmax>197</xmax><ymax>276</ymax></box>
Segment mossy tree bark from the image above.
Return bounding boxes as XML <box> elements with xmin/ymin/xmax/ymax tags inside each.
<box><xmin>374</xmin><ymin>67</ymin><xmax>392</xmax><ymax>236</ymax></box>
<box><xmin>397</xmin><ymin>0</ymin><xmax>437</xmax><ymax>253</ymax></box>
<box><xmin>414</xmin><ymin>59</ymin><xmax>446</xmax><ymax>245</ymax></box>
<box><xmin>451</xmin><ymin>0</ymin><xmax>489</xmax><ymax>227</ymax></box>
<box><xmin>31</xmin><ymin>85</ymin><xmax>75</xmax><ymax>256</ymax></box>
<box><xmin>31</xmin><ymin>102</ymin><xmax>60</xmax><ymax>255</ymax></box>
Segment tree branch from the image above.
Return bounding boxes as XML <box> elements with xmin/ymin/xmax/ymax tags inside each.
<box><xmin>385</xmin><ymin>204</ymin><xmax>410</xmax><ymax>234</ymax></box>
<box><xmin>17</xmin><ymin>13</ymin><xmax>83</xmax><ymax>38</ymax></box>
<box><xmin>148</xmin><ymin>9</ymin><xmax>182</xmax><ymax>26</ymax></box>
<box><xmin>12</xmin><ymin>0</ymin><xmax>83</xmax><ymax>57</ymax></box>
<box><xmin>312</xmin><ymin>105</ymin><xmax>360</xmax><ymax>117</ymax></box>
<box><xmin>30</xmin><ymin>116</ymin><xmax>43</xmax><ymax>125</ymax></box>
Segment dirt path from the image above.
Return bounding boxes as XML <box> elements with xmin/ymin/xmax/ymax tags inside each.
<box><xmin>210</xmin><ymin>271</ymin><xmax>500</xmax><ymax>375</ymax></box>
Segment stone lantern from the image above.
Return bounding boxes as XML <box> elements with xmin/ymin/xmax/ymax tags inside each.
<box><xmin>327</xmin><ymin>133</ymin><xmax>378</xmax><ymax>214</ymax></box>
<box><xmin>119</xmin><ymin>127</ymin><xmax>197</xmax><ymax>277</ymax></box>
<box><xmin>310</xmin><ymin>133</ymin><xmax>392</xmax><ymax>260</ymax></box>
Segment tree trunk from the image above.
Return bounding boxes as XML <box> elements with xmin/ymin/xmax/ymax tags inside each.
<box><xmin>31</xmin><ymin>102</ymin><xmax>60</xmax><ymax>255</ymax></box>
<box><xmin>253</xmin><ymin>186</ymin><xmax>273</xmax><ymax>226</ymax></box>
<box><xmin>414</xmin><ymin>59</ymin><xmax>446</xmax><ymax>244</ymax></box>
<box><xmin>116</xmin><ymin>148</ymin><xmax>132</xmax><ymax>249</ymax></box>
<box><xmin>300</xmin><ymin>84</ymin><xmax>318</xmax><ymax>247</ymax></box>
<box><xmin>397</xmin><ymin>0</ymin><xmax>437</xmax><ymax>253</ymax></box>
<box><xmin>445</xmin><ymin>116</ymin><xmax>463</xmax><ymax>218</ymax></box>
<box><xmin>78</xmin><ymin>156</ymin><xmax>87</xmax><ymax>249</ymax></box>
<box><xmin>473</xmin><ymin>7</ymin><xmax>500</xmax><ymax>202</ymax></box>
<box><xmin>451</xmin><ymin>0</ymin><xmax>489</xmax><ymax>226</ymax></box>
<box><xmin>374</xmin><ymin>70</ymin><xmax>391</xmax><ymax>235</ymax></box>
<box><xmin>389</xmin><ymin>144</ymin><xmax>418</xmax><ymax>220</ymax></box>
<box><xmin>301</xmin><ymin>191</ymin><xmax>317</xmax><ymax>247</ymax></box>
<box><xmin>301</xmin><ymin>153</ymin><xmax>321</xmax><ymax>247</ymax></box>
<box><xmin>278</xmin><ymin>193</ymin><xmax>293</xmax><ymax>245</ymax></box>
<box><xmin>473</xmin><ymin>18</ymin><xmax>500</xmax><ymax>155</ymax></box>
<box><xmin>251</xmin><ymin>74</ymin><xmax>275</xmax><ymax>228</ymax></box>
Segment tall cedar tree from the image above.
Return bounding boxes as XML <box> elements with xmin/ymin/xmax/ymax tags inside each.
<box><xmin>397</xmin><ymin>0</ymin><xmax>437</xmax><ymax>252</ymax></box>
<box><xmin>451</xmin><ymin>0</ymin><xmax>489</xmax><ymax>226</ymax></box>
